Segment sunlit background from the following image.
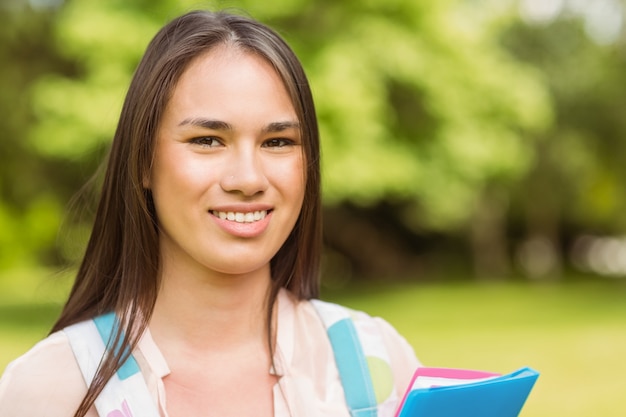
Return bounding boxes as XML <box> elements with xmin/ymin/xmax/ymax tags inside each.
<box><xmin>1</xmin><ymin>0</ymin><xmax>625</xmax><ymax>416</ymax></box>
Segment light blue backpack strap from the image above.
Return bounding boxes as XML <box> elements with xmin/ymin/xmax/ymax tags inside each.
<box><xmin>64</xmin><ymin>312</ymin><xmax>160</xmax><ymax>417</ymax></box>
<box><xmin>312</xmin><ymin>299</ymin><xmax>396</xmax><ymax>417</ymax></box>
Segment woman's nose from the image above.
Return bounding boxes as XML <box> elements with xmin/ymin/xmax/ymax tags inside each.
<box><xmin>220</xmin><ymin>147</ymin><xmax>269</xmax><ymax>196</ymax></box>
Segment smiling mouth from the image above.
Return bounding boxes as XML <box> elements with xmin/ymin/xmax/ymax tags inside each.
<box><xmin>210</xmin><ymin>210</ymin><xmax>269</xmax><ymax>223</ymax></box>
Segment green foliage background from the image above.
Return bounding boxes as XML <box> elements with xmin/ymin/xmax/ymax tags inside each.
<box><xmin>25</xmin><ymin>0</ymin><xmax>550</xmax><ymax>226</ymax></box>
<box><xmin>4</xmin><ymin>0</ymin><xmax>626</xmax><ymax>280</ymax></box>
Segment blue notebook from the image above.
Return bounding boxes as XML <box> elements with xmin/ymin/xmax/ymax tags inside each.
<box><xmin>396</xmin><ymin>366</ymin><xmax>539</xmax><ymax>417</ymax></box>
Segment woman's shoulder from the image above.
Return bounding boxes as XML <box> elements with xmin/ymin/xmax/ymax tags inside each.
<box><xmin>292</xmin><ymin>296</ymin><xmax>421</xmax><ymax>405</ymax></box>
<box><xmin>0</xmin><ymin>330</ymin><xmax>89</xmax><ymax>416</ymax></box>
<box><xmin>298</xmin><ymin>297</ymin><xmax>414</xmax><ymax>346</ymax></box>
<box><xmin>292</xmin><ymin>295</ymin><xmax>421</xmax><ymax>370</ymax></box>
<box><xmin>1</xmin><ymin>330</ymin><xmax>77</xmax><ymax>381</ymax></box>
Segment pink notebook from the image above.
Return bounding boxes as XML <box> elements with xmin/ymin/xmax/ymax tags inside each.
<box><xmin>395</xmin><ymin>367</ymin><xmax>500</xmax><ymax>417</ymax></box>
<box><xmin>394</xmin><ymin>366</ymin><xmax>539</xmax><ymax>417</ymax></box>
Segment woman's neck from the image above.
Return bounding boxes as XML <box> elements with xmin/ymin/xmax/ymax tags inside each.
<box><xmin>149</xmin><ymin>264</ymin><xmax>274</xmax><ymax>354</ymax></box>
<box><xmin>150</xmin><ymin>265</ymin><xmax>279</xmax><ymax>417</ymax></box>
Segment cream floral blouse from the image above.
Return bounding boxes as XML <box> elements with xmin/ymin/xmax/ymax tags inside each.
<box><xmin>0</xmin><ymin>289</ymin><xmax>420</xmax><ymax>416</ymax></box>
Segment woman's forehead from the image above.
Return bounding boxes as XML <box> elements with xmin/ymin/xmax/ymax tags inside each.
<box><xmin>161</xmin><ymin>45</ymin><xmax>300</xmax><ymax>133</ymax></box>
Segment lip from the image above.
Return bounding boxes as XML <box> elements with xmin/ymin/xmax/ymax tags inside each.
<box><xmin>209</xmin><ymin>205</ymin><xmax>273</xmax><ymax>238</ymax></box>
<box><xmin>210</xmin><ymin>203</ymin><xmax>273</xmax><ymax>213</ymax></box>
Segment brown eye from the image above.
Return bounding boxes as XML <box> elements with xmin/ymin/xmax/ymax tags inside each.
<box><xmin>190</xmin><ymin>136</ymin><xmax>223</xmax><ymax>148</ymax></box>
<box><xmin>263</xmin><ymin>138</ymin><xmax>294</xmax><ymax>148</ymax></box>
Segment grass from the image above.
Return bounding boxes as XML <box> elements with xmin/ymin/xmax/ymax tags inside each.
<box><xmin>1</xmin><ymin>268</ymin><xmax>625</xmax><ymax>417</ymax></box>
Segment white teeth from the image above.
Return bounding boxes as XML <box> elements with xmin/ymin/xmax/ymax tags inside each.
<box><xmin>212</xmin><ymin>210</ymin><xmax>268</xmax><ymax>223</ymax></box>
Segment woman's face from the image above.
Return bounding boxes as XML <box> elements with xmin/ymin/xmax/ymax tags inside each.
<box><xmin>147</xmin><ymin>46</ymin><xmax>305</xmax><ymax>279</ymax></box>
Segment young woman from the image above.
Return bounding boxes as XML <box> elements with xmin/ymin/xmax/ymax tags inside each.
<box><xmin>0</xmin><ymin>10</ymin><xmax>419</xmax><ymax>417</ymax></box>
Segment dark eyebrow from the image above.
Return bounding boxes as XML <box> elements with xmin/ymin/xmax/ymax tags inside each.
<box><xmin>178</xmin><ymin>118</ymin><xmax>233</xmax><ymax>131</ymax></box>
<box><xmin>262</xmin><ymin>121</ymin><xmax>301</xmax><ymax>134</ymax></box>
<box><xmin>178</xmin><ymin>118</ymin><xmax>300</xmax><ymax>133</ymax></box>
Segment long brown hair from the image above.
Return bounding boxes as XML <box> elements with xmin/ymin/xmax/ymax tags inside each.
<box><xmin>51</xmin><ymin>10</ymin><xmax>321</xmax><ymax>416</ymax></box>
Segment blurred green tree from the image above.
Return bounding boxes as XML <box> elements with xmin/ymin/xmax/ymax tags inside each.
<box><xmin>0</xmin><ymin>0</ymin><xmax>552</xmax><ymax>280</ymax></box>
<box><xmin>20</xmin><ymin>0</ymin><xmax>551</xmax><ymax>278</ymax></box>
<box><xmin>501</xmin><ymin>2</ymin><xmax>626</xmax><ymax>278</ymax></box>
<box><xmin>0</xmin><ymin>2</ymin><xmax>76</xmax><ymax>270</ymax></box>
